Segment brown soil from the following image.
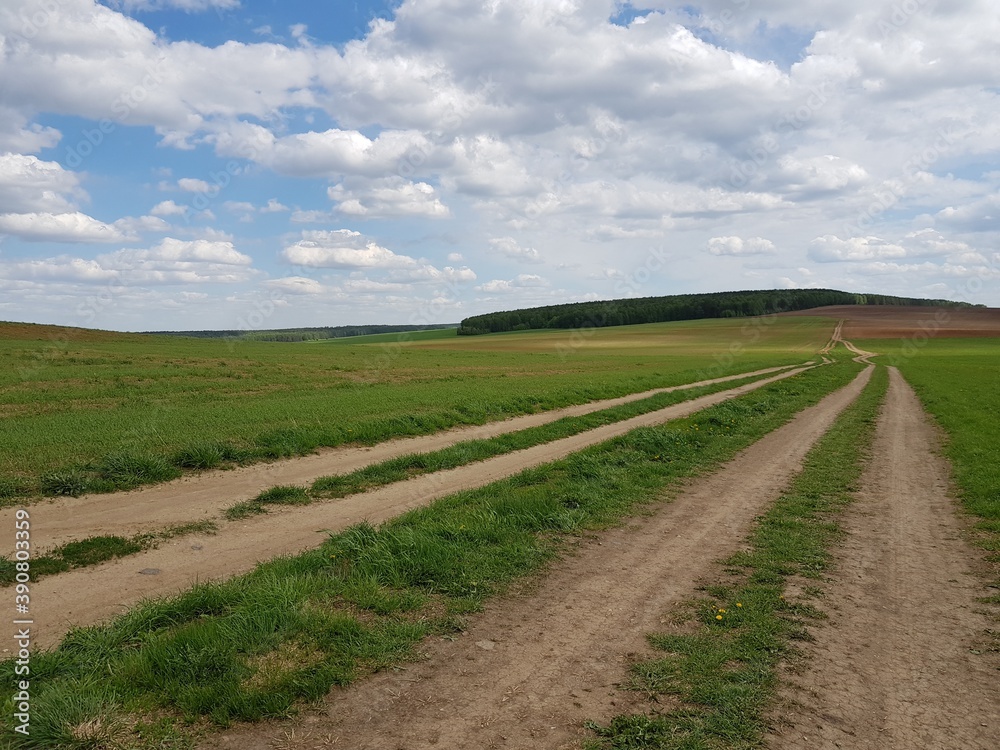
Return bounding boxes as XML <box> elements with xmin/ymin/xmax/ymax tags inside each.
<box><xmin>21</xmin><ymin>366</ymin><xmax>815</xmax><ymax>650</ymax></box>
<box><xmin>783</xmin><ymin>305</ymin><xmax>1000</xmax><ymax>339</ymax></box>
<box><xmin>0</xmin><ymin>365</ymin><xmax>800</xmax><ymax>558</ymax></box>
<box><xmin>200</xmin><ymin>368</ymin><xmax>873</xmax><ymax>750</ymax></box>
<box><xmin>768</xmin><ymin>367</ymin><xmax>1000</xmax><ymax>749</ymax></box>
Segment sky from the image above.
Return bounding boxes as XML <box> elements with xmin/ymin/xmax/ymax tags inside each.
<box><xmin>0</xmin><ymin>0</ymin><xmax>997</xmax><ymax>332</ymax></box>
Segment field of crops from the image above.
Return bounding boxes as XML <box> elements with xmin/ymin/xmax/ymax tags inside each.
<box><xmin>0</xmin><ymin>317</ymin><xmax>830</xmax><ymax>497</ymax></box>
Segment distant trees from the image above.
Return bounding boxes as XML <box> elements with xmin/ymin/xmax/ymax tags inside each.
<box><xmin>145</xmin><ymin>324</ymin><xmax>457</xmax><ymax>342</ymax></box>
<box><xmin>457</xmin><ymin>289</ymin><xmax>970</xmax><ymax>336</ymax></box>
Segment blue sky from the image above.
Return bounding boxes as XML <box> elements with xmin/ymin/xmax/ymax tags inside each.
<box><xmin>1</xmin><ymin>0</ymin><xmax>998</xmax><ymax>331</ymax></box>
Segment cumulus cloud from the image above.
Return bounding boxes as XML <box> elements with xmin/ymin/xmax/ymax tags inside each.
<box><xmin>0</xmin><ymin>212</ymin><xmax>130</xmax><ymax>243</ymax></box>
<box><xmin>0</xmin><ymin>238</ymin><xmax>256</xmax><ymax>287</ymax></box>
<box><xmin>488</xmin><ymin>237</ymin><xmax>541</xmax><ymax>263</ymax></box>
<box><xmin>0</xmin><ymin>153</ymin><xmax>82</xmax><ymax>214</ymax></box>
<box><xmin>151</xmin><ymin>200</ymin><xmax>189</xmax><ymax>217</ymax></box>
<box><xmin>809</xmin><ymin>235</ymin><xmax>908</xmax><ymax>262</ymax></box>
<box><xmin>476</xmin><ymin>273</ymin><xmax>549</xmax><ymax>293</ymax></box>
<box><xmin>281</xmin><ymin>229</ymin><xmax>418</xmax><ymax>269</ymax></box>
<box><xmin>264</xmin><ymin>276</ymin><xmax>324</xmax><ymax>295</ymax></box>
<box><xmin>328</xmin><ymin>178</ymin><xmax>450</xmax><ymax>219</ymax></box>
<box><xmin>177</xmin><ymin>178</ymin><xmax>212</xmax><ymax>193</ymax></box>
<box><xmin>707</xmin><ymin>236</ymin><xmax>777</xmax><ymax>256</ymax></box>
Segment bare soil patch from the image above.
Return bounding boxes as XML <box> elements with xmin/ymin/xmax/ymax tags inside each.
<box><xmin>783</xmin><ymin>304</ymin><xmax>1000</xmax><ymax>339</ymax></box>
<box><xmin>200</xmin><ymin>368</ymin><xmax>872</xmax><ymax>750</ymax></box>
<box><xmin>21</xmin><ymin>366</ymin><xmax>818</xmax><ymax>650</ymax></box>
<box><xmin>0</xmin><ymin>365</ymin><xmax>800</xmax><ymax>558</ymax></box>
<box><xmin>768</xmin><ymin>367</ymin><xmax>1000</xmax><ymax>749</ymax></box>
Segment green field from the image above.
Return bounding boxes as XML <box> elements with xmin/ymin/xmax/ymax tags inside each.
<box><xmin>0</xmin><ymin>317</ymin><xmax>832</xmax><ymax>497</ymax></box>
<box><xmin>0</xmin><ymin>353</ymin><xmax>861</xmax><ymax>749</ymax></box>
<box><xmin>863</xmin><ymin>338</ymin><xmax>1000</xmax><ymax>558</ymax></box>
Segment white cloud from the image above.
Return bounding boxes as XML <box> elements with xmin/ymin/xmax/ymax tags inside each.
<box><xmin>0</xmin><ymin>153</ymin><xmax>82</xmax><ymax>214</ymax></box>
<box><xmin>151</xmin><ymin>200</ymin><xmax>189</xmax><ymax>217</ymax></box>
<box><xmin>264</xmin><ymin>276</ymin><xmax>324</xmax><ymax>295</ymax></box>
<box><xmin>101</xmin><ymin>238</ymin><xmax>252</xmax><ymax>266</ymax></box>
<box><xmin>260</xmin><ymin>198</ymin><xmax>289</xmax><ymax>213</ymax></box>
<box><xmin>476</xmin><ymin>273</ymin><xmax>549</xmax><ymax>293</ymax></box>
<box><xmin>223</xmin><ymin>201</ymin><xmax>256</xmax><ymax>213</ymax></box>
<box><xmin>488</xmin><ymin>237</ymin><xmax>541</xmax><ymax>263</ymax></box>
<box><xmin>177</xmin><ymin>178</ymin><xmax>213</xmax><ymax>193</ymax></box>
<box><xmin>0</xmin><ymin>212</ymin><xmax>130</xmax><ymax>243</ymax></box>
<box><xmin>0</xmin><ymin>238</ymin><xmax>255</xmax><ymax>288</ymax></box>
<box><xmin>114</xmin><ymin>1</ymin><xmax>241</xmax><ymax>10</ymax></box>
<box><xmin>328</xmin><ymin>178</ymin><xmax>450</xmax><ymax>219</ymax></box>
<box><xmin>281</xmin><ymin>229</ymin><xmax>418</xmax><ymax>270</ymax></box>
<box><xmin>707</xmin><ymin>236</ymin><xmax>777</xmax><ymax>256</ymax></box>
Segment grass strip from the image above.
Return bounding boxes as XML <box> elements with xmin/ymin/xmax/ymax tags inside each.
<box><xmin>0</xmin><ymin>361</ymin><xmax>862</xmax><ymax>750</ymax></box>
<box><xmin>226</xmin><ymin>368</ymin><xmax>804</xmax><ymax>520</ymax></box>
<box><xmin>585</xmin><ymin>365</ymin><xmax>888</xmax><ymax>750</ymax></box>
<box><xmin>0</xmin><ymin>522</ymin><xmax>217</xmax><ymax>586</ymax></box>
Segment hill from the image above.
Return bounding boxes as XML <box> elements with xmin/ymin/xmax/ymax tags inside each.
<box><xmin>457</xmin><ymin>289</ymin><xmax>977</xmax><ymax>335</ymax></box>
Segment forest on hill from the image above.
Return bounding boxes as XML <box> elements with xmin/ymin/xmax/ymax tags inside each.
<box><xmin>457</xmin><ymin>289</ymin><xmax>973</xmax><ymax>335</ymax></box>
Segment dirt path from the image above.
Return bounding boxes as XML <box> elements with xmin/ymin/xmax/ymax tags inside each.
<box><xmin>768</xmin><ymin>367</ymin><xmax>1000</xmax><ymax>749</ymax></box>
<box><xmin>203</xmin><ymin>368</ymin><xmax>872</xmax><ymax>750</ymax></box>
<box><xmin>22</xmin><ymin>366</ymin><xmax>826</xmax><ymax>650</ymax></box>
<box><xmin>823</xmin><ymin>318</ymin><xmax>877</xmax><ymax>364</ymax></box>
<box><xmin>1</xmin><ymin>364</ymin><xmax>802</xmax><ymax>557</ymax></box>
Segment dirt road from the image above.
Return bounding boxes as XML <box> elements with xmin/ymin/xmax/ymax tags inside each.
<box><xmin>1</xmin><ymin>364</ymin><xmax>802</xmax><ymax>557</ymax></box>
<box><xmin>769</xmin><ymin>367</ymin><xmax>1000</xmax><ymax>749</ymax></box>
<box><xmin>22</xmin><ymin>365</ymin><xmax>826</xmax><ymax>650</ymax></box>
<box><xmin>202</xmin><ymin>368</ymin><xmax>873</xmax><ymax>750</ymax></box>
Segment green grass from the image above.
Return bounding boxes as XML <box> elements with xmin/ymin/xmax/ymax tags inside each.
<box><xmin>0</xmin><ymin>359</ymin><xmax>860</xmax><ymax>750</ymax></box>
<box><xmin>0</xmin><ymin>522</ymin><xmax>217</xmax><ymax>586</ymax></box>
<box><xmin>862</xmin><ymin>338</ymin><xmax>1000</xmax><ymax>576</ymax></box>
<box><xmin>0</xmin><ymin>317</ymin><xmax>832</xmax><ymax>498</ymax></box>
<box><xmin>587</xmin><ymin>365</ymin><xmax>888</xmax><ymax>750</ymax></box>
<box><xmin>224</xmin><ymin>367</ymin><xmax>799</xmax><ymax>519</ymax></box>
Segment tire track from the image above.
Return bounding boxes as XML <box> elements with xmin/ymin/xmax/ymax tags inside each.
<box><xmin>1</xmin><ymin>364</ymin><xmax>802</xmax><ymax>557</ymax></box>
<box><xmin>202</xmin><ymin>367</ymin><xmax>873</xmax><ymax>750</ymax></box>
<box><xmin>25</xmin><ymin>365</ymin><xmax>816</xmax><ymax>650</ymax></box>
<box><xmin>768</xmin><ymin>367</ymin><xmax>1000</xmax><ymax>749</ymax></box>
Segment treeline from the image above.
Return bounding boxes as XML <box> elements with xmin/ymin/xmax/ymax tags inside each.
<box><xmin>146</xmin><ymin>324</ymin><xmax>457</xmax><ymax>342</ymax></box>
<box><xmin>458</xmin><ymin>289</ymin><xmax>974</xmax><ymax>335</ymax></box>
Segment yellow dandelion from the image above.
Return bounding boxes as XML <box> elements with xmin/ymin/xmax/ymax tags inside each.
<box><xmin>715</xmin><ymin>614</ymin><xmax>723</xmax><ymax>620</ymax></box>
<box><xmin>736</xmin><ymin>603</ymin><xmax>742</xmax><ymax>608</ymax></box>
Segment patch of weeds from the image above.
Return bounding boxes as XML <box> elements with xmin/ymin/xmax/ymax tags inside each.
<box><xmin>97</xmin><ymin>452</ymin><xmax>180</xmax><ymax>490</ymax></box>
<box><xmin>224</xmin><ymin>485</ymin><xmax>312</xmax><ymax>520</ymax></box>
<box><xmin>171</xmin><ymin>442</ymin><xmax>243</xmax><ymax>470</ymax></box>
<box><xmin>587</xmin><ymin>366</ymin><xmax>888</xmax><ymax>749</ymax></box>
<box><xmin>40</xmin><ymin>470</ymin><xmax>89</xmax><ymax>497</ymax></box>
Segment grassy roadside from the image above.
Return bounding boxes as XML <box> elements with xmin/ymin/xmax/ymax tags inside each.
<box><xmin>0</xmin><ymin>360</ymin><xmax>861</xmax><ymax>750</ymax></box>
<box><xmin>226</xmin><ymin>367</ymin><xmax>803</xmax><ymax>519</ymax></box>
<box><xmin>586</xmin><ymin>365</ymin><xmax>888</xmax><ymax>750</ymax></box>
